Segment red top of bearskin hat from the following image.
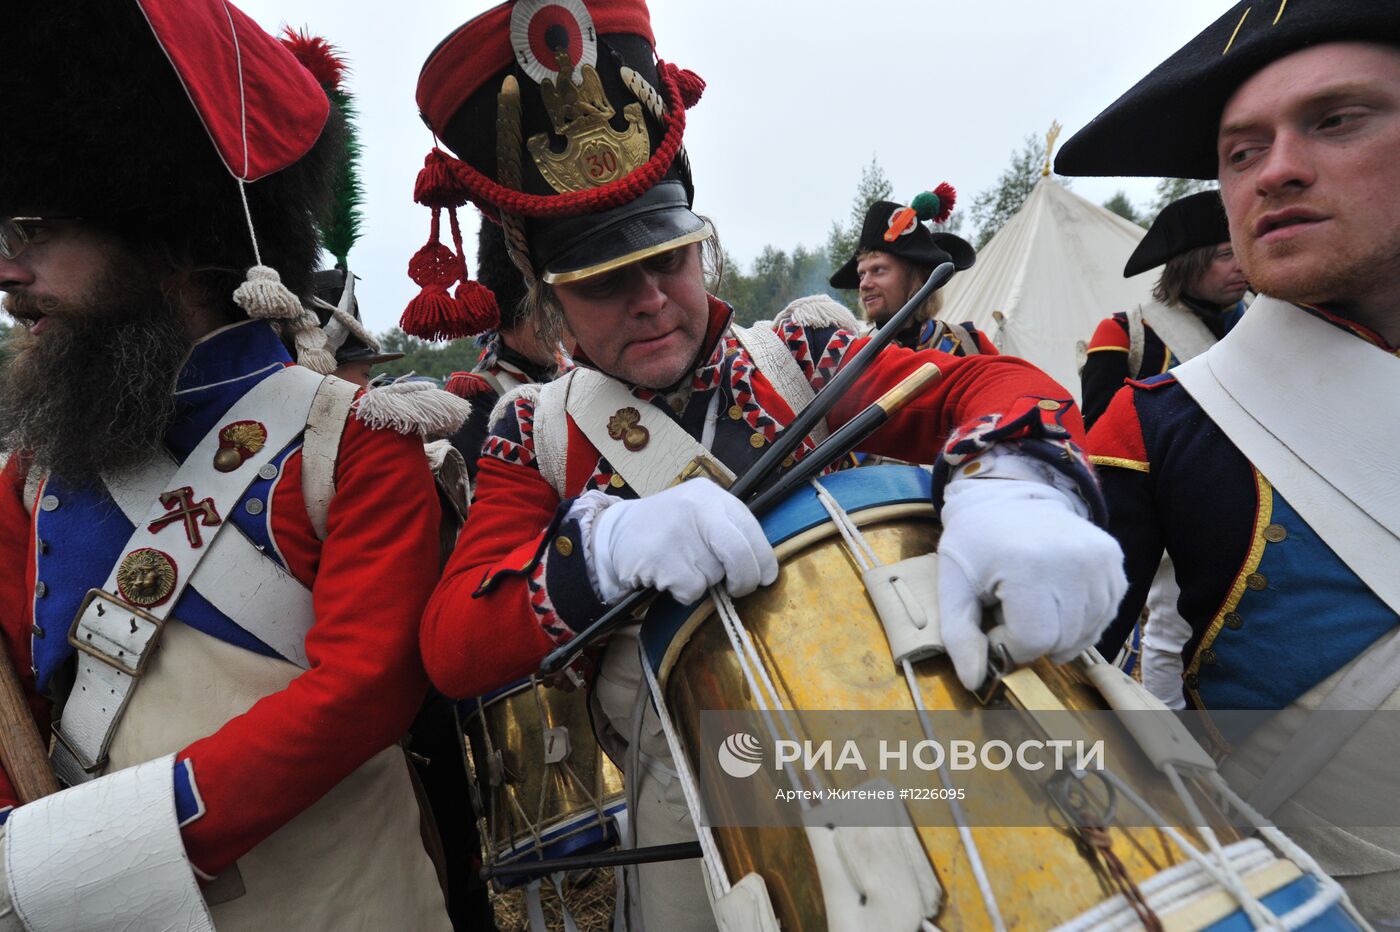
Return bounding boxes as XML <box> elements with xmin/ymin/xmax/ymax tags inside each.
<box><xmin>136</xmin><ymin>0</ymin><xmax>330</xmax><ymax>181</ymax></box>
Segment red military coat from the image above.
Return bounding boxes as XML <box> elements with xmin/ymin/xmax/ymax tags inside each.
<box><xmin>422</xmin><ymin>298</ymin><xmax>1098</xmax><ymax>700</ymax></box>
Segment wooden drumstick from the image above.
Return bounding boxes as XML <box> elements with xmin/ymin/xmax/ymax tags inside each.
<box><xmin>745</xmin><ymin>362</ymin><xmax>943</xmax><ymax>513</ymax></box>
<box><xmin>0</xmin><ymin>636</ymin><xmax>59</xmax><ymax>802</ymax></box>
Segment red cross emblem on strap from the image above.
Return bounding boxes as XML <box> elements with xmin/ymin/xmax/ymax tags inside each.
<box><xmin>148</xmin><ymin>486</ymin><xmax>223</xmax><ymax>549</ymax></box>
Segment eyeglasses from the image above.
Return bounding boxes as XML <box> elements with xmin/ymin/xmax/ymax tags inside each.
<box><xmin>0</xmin><ymin>218</ymin><xmax>41</xmax><ymax>261</ymax></box>
<box><xmin>0</xmin><ymin>217</ymin><xmax>77</xmax><ymax>261</ymax></box>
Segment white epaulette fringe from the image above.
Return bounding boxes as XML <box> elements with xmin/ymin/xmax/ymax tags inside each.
<box><xmin>775</xmin><ymin>294</ymin><xmax>860</xmax><ymax>331</ymax></box>
<box><xmin>353</xmin><ymin>378</ymin><xmax>473</xmax><ymax>440</ymax></box>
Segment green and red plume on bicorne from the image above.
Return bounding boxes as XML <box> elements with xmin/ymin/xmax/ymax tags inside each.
<box><xmin>281</xmin><ymin>28</ymin><xmax>362</xmax><ymax>270</ymax></box>
<box><xmin>911</xmin><ymin>182</ymin><xmax>957</xmax><ymax>225</ymax></box>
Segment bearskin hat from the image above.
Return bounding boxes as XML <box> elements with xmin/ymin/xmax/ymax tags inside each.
<box><xmin>1</xmin><ymin>1</ymin><xmax>343</xmax><ymax>304</ymax></box>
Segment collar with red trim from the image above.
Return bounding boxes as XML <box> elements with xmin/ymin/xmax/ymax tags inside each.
<box><xmin>1297</xmin><ymin>304</ymin><xmax>1400</xmax><ymax>355</ymax></box>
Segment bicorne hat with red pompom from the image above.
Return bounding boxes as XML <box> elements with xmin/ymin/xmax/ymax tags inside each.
<box><xmin>829</xmin><ymin>186</ymin><xmax>976</xmax><ymax>290</ymax></box>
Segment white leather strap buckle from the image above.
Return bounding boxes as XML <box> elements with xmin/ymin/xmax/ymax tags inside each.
<box><xmin>50</xmin><ymin>722</ymin><xmax>104</xmax><ymax>777</ymax></box>
<box><xmin>68</xmin><ymin>589</ymin><xmax>165</xmax><ymax>679</ymax></box>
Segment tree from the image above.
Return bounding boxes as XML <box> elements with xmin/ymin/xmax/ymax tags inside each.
<box><xmin>370</xmin><ymin>329</ymin><xmax>481</xmax><ymax>383</ymax></box>
<box><xmin>969</xmin><ymin>133</ymin><xmax>1071</xmax><ymax>248</ymax></box>
<box><xmin>1102</xmin><ymin>190</ymin><xmax>1146</xmax><ymax>227</ymax></box>
<box><xmin>1147</xmin><ymin>177</ymin><xmax>1216</xmax><ymax>217</ymax></box>
<box><xmin>825</xmin><ymin>156</ymin><xmax>893</xmax><ymax>268</ymax></box>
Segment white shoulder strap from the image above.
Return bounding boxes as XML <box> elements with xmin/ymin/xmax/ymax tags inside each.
<box><xmin>731</xmin><ymin>324</ymin><xmax>829</xmax><ymax>445</ymax></box>
<box><xmin>301</xmin><ymin>375</ymin><xmax>360</xmax><ymax>541</ymax></box>
<box><xmin>560</xmin><ymin>369</ymin><xmax>734</xmax><ymax>498</ymax></box>
<box><xmin>1140</xmin><ymin>297</ymin><xmax>1220</xmax><ymax>364</ymax></box>
<box><xmin>53</xmin><ymin>366</ymin><xmax>323</xmax><ymax>786</ymax></box>
<box><xmin>1126</xmin><ymin>305</ymin><xmax>1147</xmax><ymax>378</ymax></box>
<box><xmin>943</xmin><ymin>321</ymin><xmax>981</xmax><ymax>356</ymax></box>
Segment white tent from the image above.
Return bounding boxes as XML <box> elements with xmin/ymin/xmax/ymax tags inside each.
<box><xmin>939</xmin><ymin>177</ymin><xmax>1157</xmax><ymax>401</ymax></box>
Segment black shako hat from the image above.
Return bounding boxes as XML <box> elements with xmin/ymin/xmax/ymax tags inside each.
<box><xmin>476</xmin><ymin>221</ymin><xmax>530</xmax><ymax>333</ymax></box>
<box><xmin>312</xmin><ymin>270</ymin><xmax>404</xmax><ymax>367</ymax></box>
<box><xmin>1123</xmin><ymin>191</ymin><xmax>1230</xmax><ymax>277</ymax></box>
<box><xmin>412</xmin><ymin>0</ymin><xmax>709</xmax><ymax>299</ymax></box>
<box><xmin>830</xmin><ymin>196</ymin><xmax>976</xmax><ymax>290</ymax></box>
<box><xmin>1056</xmin><ymin>0</ymin><xmax>1400</xmax><ymax>179</ymax></box>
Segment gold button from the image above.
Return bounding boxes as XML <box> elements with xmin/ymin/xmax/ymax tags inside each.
<box><xmin>554</xmin><ymin>536</ymin><xmax>574</xmax><ymax>557</ymax></box>
<box><xmin>749</xmin><ymin>433</ymin><xmax>766</xmax><ymax>449</ymax></box>
<box><xmin>962</xmin><ymin>461</ymin><xmax>983</xmax><ymax>477</ymax></box>
<box><xmin>1202</xmin><ymin>648</ymin><xmax>1217</xmax><ymax>665</ymax></box>
<box><xmin>609</xmin><ymin>474</ymin><xmax>626</xmax><ymax>489</ymax></box>
<box><xmin>670</xmin><ymin>396</ymin><xmax>685</xmax><ymax>413</ymax></box>
<box><xmin>781</xmin><ymin>454</ymin><xmax>795</xmax><ymax>468</ymax></box>
<box><xmin>728</xmin><ymin>404</ymin><xmax>744</xmax><ymax>421</ymax></box>
<box><xmin>1184</xmin><ymin>673</ymin><xmax>1200</xmax><ymax>689</ymax></box>
<box><xmin>1037</xmin><ymin>399</ymin><xmax>1062</xmax><ymax>411</ymax></box>
<box><xmin>1246</xmin><ymin>572</ymin><xmax>1267</xmax><ymax>591</ymax></box>
<box><xmin>1224</xmin><ymin>612</ymin><xmax>1243</xmax><ymax>630</ymax></box>
<box><xmin>1263</xmin><ymin>524</ymin><xmax>1287</xmax><ymax>543</ymax></box>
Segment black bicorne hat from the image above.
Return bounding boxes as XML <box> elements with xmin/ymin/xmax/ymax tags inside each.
<box><xmin>1056</xmin><ymin>0</ymin><xmax>1400</xmax><ymax>179</ymax></box>
<box><xmin>1123</xmin><ymin>191</ymin><xmax>1230</xmax><ymax>277</ymax></box>
<box><xmin>312</xmin><ymin>270</ymin><xmax>404</xmax><ymax>367</ymax></box>
<box><xmin>403</xmin><ymin>0</ymin><xmax>710</xmax><ymax>342</ymax></box>
<box><xmin>830</xmin><ymin>193</ymin><xmax>975</xmax><ymax>290</ymax></box>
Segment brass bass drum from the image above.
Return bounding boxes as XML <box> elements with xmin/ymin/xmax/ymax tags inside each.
<box><xmin>640</xmin><ymin>465</ymin><xmax>1365</xmax><ymax>930</ymax></box>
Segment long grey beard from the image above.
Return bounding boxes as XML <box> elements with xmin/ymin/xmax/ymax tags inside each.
<box><xmin>0</xmin><ymin>287</ymin><xmax>190</xmax><ymax>488</ymax></box>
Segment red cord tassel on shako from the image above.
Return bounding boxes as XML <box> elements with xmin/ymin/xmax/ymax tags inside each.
<box><xmin>401</xmin><ymin>202</ymin><xmax>499</xmax><ymax>341</ymax></box>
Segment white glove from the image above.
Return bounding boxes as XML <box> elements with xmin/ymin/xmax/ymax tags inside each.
<box><xmin>580</xmin><ymin>479</ymin><xmax>779</xmax><ymax>605</ymax></box>
<box><xmin>937</xmin><ymin>453</ymin><xmax>1127</xmax><ymax>691</ymax></box>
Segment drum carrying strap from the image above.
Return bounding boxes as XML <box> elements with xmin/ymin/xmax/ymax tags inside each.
<box><xmin>51</xmin><ymin>366</ymin><xmax>323</xmax><ymax>786</ymax></box>
<box><xmin>1174</xmin><ymin>295</ymin><xmax>1400</xmax><ymax>813</ymax></box>
<box><xmin>548</xmin><ymin>369</ymin><xmax>737</xmax><ymax>498</ymax></box>
<box><xmin>533</xmin><ymin>325</ymin><xmax>825</xmax><ymax>498</ymax></box>
<box><xmin>478</xmin><ymin>361</ymin><xmax>527</xmax><ymax>399</ymax></box>
<box><xmin>1139</xmin><ymin>298</ymin><xmax>1220</xmax><ymax>367</ymax></box>
<box><xmin>1125</xmin><ymin>305</ymin><xmax>1147</xmax><ymax>379</ymax></box>
<box><xmin>730</xmin><ymin>324</ymin><xmax>829</xmax><ymax>445</ymax></box>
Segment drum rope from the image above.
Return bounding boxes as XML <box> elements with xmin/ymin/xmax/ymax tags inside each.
<box><xmin>640</xmin><ymin>648</ymin><xmax>734</xmax><ymax>897</ymax></box>
<box><xmin>1162</xmin><ymin>764</ymin><xmax>1277</xmax><ymax>928</ymax></box>
<box><xmin>1203</xmin><ymin>773</ymin><xmax>1360</xmax><ymax>928</ymax></box>
<box><xmin>528</xmin><ymin>678</ymin><xmax>615</xmax><ymax>833</ymax></box>
<box><xmin>473</xmin><ymin>694</ymin><xmax>517</xmax><ymax>865</ymax></box>
<box><xmin>1078</xmin><ymin>651</ymin><xmax>1354</xmax><ymax>928</ymax></box>
<box><xmin>899</xmin><ymin>659</ymin><xmax>1008</xmax><ymax>931</ymax></box>
<box><xmin>811</xmin><ymin>479</ymin><xmax>1008</xmax><ymax>931</ymax></box>
<box><xmin>1095</xmin><ymin>768</ymin><xmax>1302</xmax><ymax>929</ymax></box>
<box><xmin>531</xmin><ymin>680</ymin><xmax>553</xmax><ymax>834</ymax></box>
<box><xmin>710</xmin><ymin>586</ymin><xmax>827</xmax><ymax>798</ymax></box>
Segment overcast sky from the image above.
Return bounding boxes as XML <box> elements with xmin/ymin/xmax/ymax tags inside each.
<box><xmin>235</xmin><ymin>0</ymin><xmax>1231</xmax><ymax>334</ymax></box>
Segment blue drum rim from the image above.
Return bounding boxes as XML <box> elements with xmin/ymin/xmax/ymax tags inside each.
<box><xmin>493</xmin><ymin>799</ymin><xmax>629</xmax><ymax>888</ymax></box>
<box><xmin>1197</xmin><ymin>874</ymin><xmax>1356</xmax><ymax>930</ymax></box>
<box><xmin>457</xmin><ymin>676</ymin><xmax>537</xmax><ymax>717</ymax></box>
<box><xmin>639</xmin><ymin>465</ymin><xmax>933</xmax><ymax>676</ymax></box>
